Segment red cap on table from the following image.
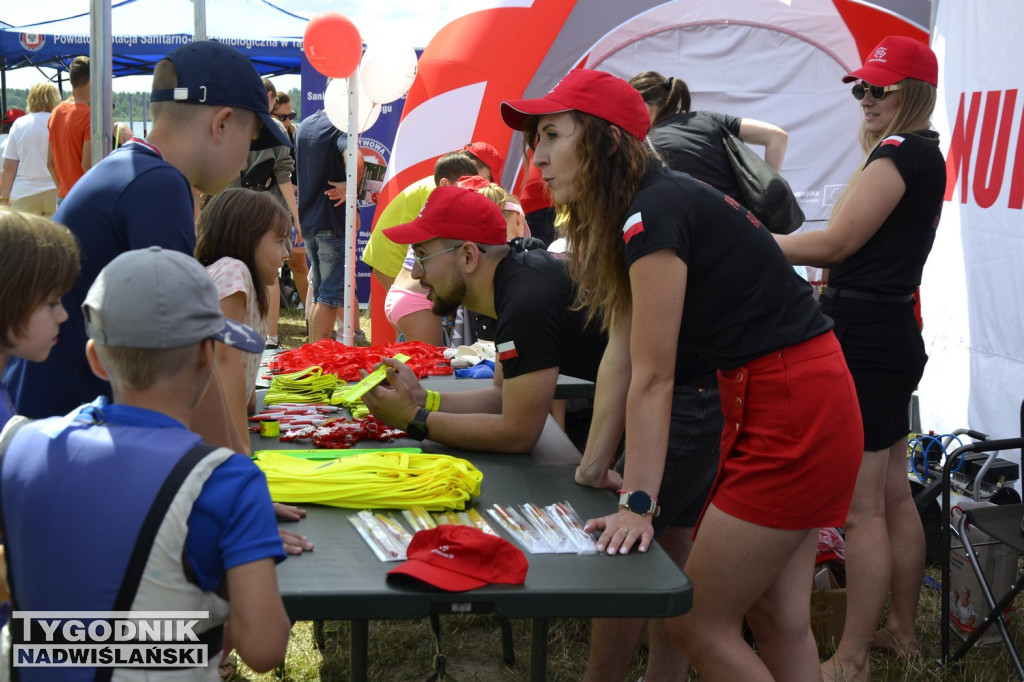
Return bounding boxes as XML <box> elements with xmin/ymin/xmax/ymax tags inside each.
<box><xmin>387</xmin><ymin>525</ymin><xmax>528</xmax><ymax>592</ymax></box>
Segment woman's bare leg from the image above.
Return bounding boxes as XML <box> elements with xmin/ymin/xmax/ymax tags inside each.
<box><xmin>745</xmin><ymin>529</ymin><xmax>820</xmax><ymax>681</ymax></box>
<box><xmin>875</xmin><ymin>435</ymin><xmax>923</xmax><ymax>655</ymax></box>
<box><xmin>822</xmin><ymin>447</ymin><xmax>889</xmax><ymax>681</ymax></box>
<box><xmin>667</xmin><ymin>504</ymin><xmax>818</xmax><ymax>682</ymax></box>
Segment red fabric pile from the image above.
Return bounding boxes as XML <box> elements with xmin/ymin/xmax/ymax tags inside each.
<box><xmin>269</xmin><ymin>340</ymin><xmax>453</xmax><ymax>381</ymax></box>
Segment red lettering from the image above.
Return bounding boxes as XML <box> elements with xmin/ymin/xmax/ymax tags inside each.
<box><xmin>1010</xmin><ymin>100</ymin><xmax>1024</xmax><ymax>209</ymax></box>
<box><xmin>972</xmin><ymin>90</ymin><xmax>1017</xmax><ymax>208</ymax></box>
<box><xmin>944</xmin><ymin>91</ymin><xmax>983</xmax><ymax>203</ymax></box>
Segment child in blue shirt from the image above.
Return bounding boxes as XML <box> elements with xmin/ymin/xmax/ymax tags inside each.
<box><xmin>0</xmin><ymin>247</ymin><xmax>291</xmax><ymax>680</ymax></box>
<box><xmin>0</xmin><ymin>209</ymin><xmax>79</xmax><ymax>428</ymax></box>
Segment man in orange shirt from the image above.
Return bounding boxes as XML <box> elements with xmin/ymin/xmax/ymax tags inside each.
<box><xmin>47</xmin><ymin>55</ymin><xmax>91</xmax><ymax>201</ymax></box>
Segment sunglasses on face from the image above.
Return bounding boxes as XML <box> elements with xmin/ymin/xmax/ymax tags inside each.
<box><xmin>275</xmin><ymin>112</ymin><xmax>297</xmax><ymax>121</ymax></box>
<box><xmin>851</xmin><ymin>82</ymin><xmax>901</xmax><ymax>101</ymax></box>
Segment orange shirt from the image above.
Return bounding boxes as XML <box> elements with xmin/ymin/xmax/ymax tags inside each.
<box><xmin>48</xmin><ymin>101</ymin><xmax>91</xmax><ymax>198</ymax></box>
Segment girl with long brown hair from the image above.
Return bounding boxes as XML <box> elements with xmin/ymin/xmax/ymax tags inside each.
<box><xmin>195</xmin><ymin>187</ymin><xmax>290</xmax><ymax>449</ymax></box>
<box><xmin>502</xmin><ymin>70</ymin><xmax>863</xmax><ymax>681</ymax></box>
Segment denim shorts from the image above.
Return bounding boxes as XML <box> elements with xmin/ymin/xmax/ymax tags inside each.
<box><xmin>617</xmin><ymin>382</ymin><xmax>722</xmax><ymax>534</ymax></box>
<box><xmin>308</xmin><ymin>231</ymin><xmax>345</xmax><ymax>307</ymax></box>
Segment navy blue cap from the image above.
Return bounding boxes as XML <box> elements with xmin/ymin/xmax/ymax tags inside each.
<box><xmin>150</xmin><ymin>40</ymin><xmax>292</xmax><ymax>151</ymax></box>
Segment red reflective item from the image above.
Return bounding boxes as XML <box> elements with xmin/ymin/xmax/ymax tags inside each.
<box><xmin>269</xmin><ymin>340</ymin><xmax>452</xmax><ymax>381</ymax></box>
<box><xmin>277</xmin><ymin>415</ymin><xmax>406</xmax><ymax>448</ymax></box>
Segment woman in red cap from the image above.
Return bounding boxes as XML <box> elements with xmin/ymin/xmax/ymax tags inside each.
<box><xmin>501</xmin><ymin>70</ymin><xmax>863</xmax><ymax>681</ymax></box>
<box><xmin>774</xmin><ymin>36</ymin><xmax>943</xmax><ymax>679</ymax></box>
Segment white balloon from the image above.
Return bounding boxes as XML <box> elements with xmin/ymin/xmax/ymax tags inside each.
<box><xmin>358</xmin><ymin>101</ymin><xmax>382</xmax><ymax>132</ymax></box>
<box><xmin>359</xmin><ymin>40</ymin><xmax>418</xmax><ymax>104</ymax></box>
<box><xmin>323</xmin><ymin>78</ymin><xmax>381</xmax><ymax>133</ymax></box>
<box><xmin>322</xmin><ymin>79</ymin><xmax>349</xmax><ymax>130</ymax></box>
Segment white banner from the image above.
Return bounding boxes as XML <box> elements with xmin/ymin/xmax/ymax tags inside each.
<box><xmin>924</xmin><ymin>1</ymin><xmax>1024</xmax><ymax>457</ymax></box>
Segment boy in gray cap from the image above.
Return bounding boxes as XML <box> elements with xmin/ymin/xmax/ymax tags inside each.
<box><xmin>5</xmin><ymin>40</ymin><xmax>292</xmax><ymax>420</ymax></box>
<box><xmin>0</xmin><ymin>247</ymin><xmax>291</xmax><ymax>680</ymax></box>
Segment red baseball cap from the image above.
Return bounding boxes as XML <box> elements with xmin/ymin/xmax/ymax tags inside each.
<box><xmin>387</xmin><ymin>525</ymin><xmax>528</xmax><ymax>592</ymax></box>
<box><xmin>2</xmin><ymin>108</ymin><xmax>26</xmax><ymax>125</ymax></box>
<box><xmin>501</xmin><ymin>69</ymin><xmax>650</xmax><ymax>141</ymax></box>
<box><xmin>843</xmin><ymin>35</ymin><xmax>938</xmax><ymax>87</ymax></box>
<box><xmin>383</xmin><ymin>186</ymin><xmax>508</xmax><ymax>246</ymax></box>
<box><xmin>464</xmin><ymin>142</ymin><xmax>504</xmax><ymax>183</ymax></box>
<box><xmin>455</xmin><ymin>175</ymin><xmax>491</xmax><ymax>191</ymax></box>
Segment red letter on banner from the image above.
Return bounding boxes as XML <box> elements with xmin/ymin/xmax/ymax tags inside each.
<box><xmin>972</xmin><ymin>90</ymin><xmax>1017</xmax><ymax>209</ymax></box>
<box><xmin>944</xmin><ymin>91</ymin><xmax>983</xmax><ymax>203</ymax></box>
<box><xmin>1009</xmin><ymin>98</ymin><xmax>1024</xmax><ymax>210</ymax></box>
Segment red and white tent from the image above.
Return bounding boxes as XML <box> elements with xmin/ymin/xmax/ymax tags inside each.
<box><xmin>369</xmin><ymin>0</ymin><xmax>929</xmax><ymax>344</ymax></box>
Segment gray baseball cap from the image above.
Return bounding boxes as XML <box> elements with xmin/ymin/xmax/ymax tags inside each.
<box><xmin>83</xmin><ymin>247</ymin><xmax>264</xmax><ymax>353</ymax></box>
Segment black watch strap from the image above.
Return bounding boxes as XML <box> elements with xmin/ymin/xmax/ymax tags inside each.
<box><xmin>406</xmin><ymin>408</ymin><xmax>430</xmax><ymax>441</ymax></box>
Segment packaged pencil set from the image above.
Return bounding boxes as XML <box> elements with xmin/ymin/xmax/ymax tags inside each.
<box><xmin>349</xmin><ymin>501</ymin><xmax>597</xmax><ymax>560</ymax></box>
<box><xmin>349</xmin><ymin>505</ymin><xmax>498</xmax><ymax>562</ymax></box>
<box><xmin>487</xmin><ymin>501</ymin><xmax>598</xmax><ymax>555</ymax></box>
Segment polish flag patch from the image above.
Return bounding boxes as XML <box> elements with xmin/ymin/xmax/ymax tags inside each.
<box><xmin>622</xmin><ymin>212</ymin><xmax>644</xmax><ymax>243</ymax></box>
<box><xmin>497</xmin><ymin>341</ymin><xmax>518</xmax><ymax>361</ymax></box>
<box><xmin>880</xmin><ymin>135</ymin><xmax>905</xmax><ymax>147</ymax></box>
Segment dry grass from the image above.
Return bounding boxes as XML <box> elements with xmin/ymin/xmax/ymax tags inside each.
<box><xmin>231</xmin><ymin>567</ymin><xmax>1024</xmax><ymax>680</ymax></box>
<box><xmin>233</xmin><ymin>567</ymin><xmax>1024</xmax><ymax>681</ymax></box>
<box><xmin>259</xmin><ymin>307</ymin><xmax>1022</xmax><ymax>680</ymax></box>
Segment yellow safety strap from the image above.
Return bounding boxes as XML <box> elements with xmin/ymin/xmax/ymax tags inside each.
<box><xmin>264</xmin><ymin>366</ymin><xmax>340</xmax><ymax>405</ymax></box>
<box><xmin>252</xmin><ymin>450</ymin><xmax>483</xmax><ymax>511</ymax></box>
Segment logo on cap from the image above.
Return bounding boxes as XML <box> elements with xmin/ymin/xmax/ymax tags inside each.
<box><xmin>873</xmin><ymin>47</ymin><xmax>888</xmax><ymax>60</ymax></box>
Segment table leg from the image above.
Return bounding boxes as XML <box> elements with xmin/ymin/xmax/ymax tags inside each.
<box><xmin>529</xmin><ymin>617</ymin><xmax>549</xmax><ymax>682</ymax></box>
<box><xmin>313</xmin><ymin>619</ymin><xmax>325</xmax><ymax>649</ymax></box>
<box><xmin>350</xmin><ymin>619</ymin><xmax>369</xmax><ymax>682</ymax></box>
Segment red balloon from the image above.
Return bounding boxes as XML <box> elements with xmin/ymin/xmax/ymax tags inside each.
<box><xmin>303</xmin><ymin>12</ymin><xmax>363</xmax><ymax>79</ymax></box>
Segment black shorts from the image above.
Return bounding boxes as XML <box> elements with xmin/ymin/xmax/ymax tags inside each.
<box><xmin>617</xmin><ymin>383</ymin><xmax>722</xmax><ymax>534</ymax></box>
<box><xmin>822</xmin><ymin>297</ymin><xmax>926</xmax><ymax>451</ymax></box>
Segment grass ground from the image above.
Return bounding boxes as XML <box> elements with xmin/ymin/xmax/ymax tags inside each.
<box><xmin>234</xmin><ymin>570</ymin><xmax>1024</xmax><ymax>681</ymax></box>
<box><xmin>250</xmin><ymin>306</ymin><xmax>1023</xmax><ymax>681</ymax></box>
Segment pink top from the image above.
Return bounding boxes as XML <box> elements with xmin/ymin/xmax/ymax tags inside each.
<box><xmin>206</xmin><ymin>257</ymin><xmax>266</xmax><ymax>399</ymax></box>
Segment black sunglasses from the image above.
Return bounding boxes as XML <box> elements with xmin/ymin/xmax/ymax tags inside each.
<box><xmin>851</xmin><ymin>82</ymin><xmax>901</xmax><ymax>101</ymax></box>
<box><xmin>275</xmin><ymin>112</ymin><xmax>297</xmax><ymax>121</ymax></box>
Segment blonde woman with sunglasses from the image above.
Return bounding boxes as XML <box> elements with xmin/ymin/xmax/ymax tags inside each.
<box><xmin>774</xmin><ymin>36</ymin><xmax>944</xmax><ymax>681</ymax></box>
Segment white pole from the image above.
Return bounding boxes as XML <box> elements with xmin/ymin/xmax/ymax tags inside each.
<box><xmin>341</xmin><ymin>72</ymin><xmax>359</xmax><ymax>346</ymax></box>
<box><xmin>88</xmin><ymin>0</ymin><xmax>112</xmax><ymax>165</ymax></box>
<box><xmin>194</xmin><ymin>0</ymin><xmax>207</xmax><ymax>41</ymax></box>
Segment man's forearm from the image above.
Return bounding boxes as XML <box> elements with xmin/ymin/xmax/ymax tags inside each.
<box><xmin>431</xmin><ymin>385</ymin><xmax>503</xmax><ymax>414</ymax></box>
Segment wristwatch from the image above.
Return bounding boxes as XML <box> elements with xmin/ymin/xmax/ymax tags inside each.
<box><xmin>405</xmin><ymin>408</ymin><xmax>430</xmax><ymax>441</ymax></box>
<box><xmin>618</xmin><ymin>490</ymin><xmax>660</xmax><ymax>517</ymax></box>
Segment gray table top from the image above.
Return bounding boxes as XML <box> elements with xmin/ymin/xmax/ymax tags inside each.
<box><xmin>420</xmin><ymin>374</ymin><xmax>595</xmax><ymax>400</ymax></box>
<box><xmin>259</xmin><ymin>417</ymin><xmax>691</xmax><ymax>622</ymax></box>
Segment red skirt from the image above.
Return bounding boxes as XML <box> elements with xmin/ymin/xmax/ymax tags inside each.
<box><xmin>702</xmin><ymin>331</ymin><xmax>863</xmax><ymax>531</ymax></box>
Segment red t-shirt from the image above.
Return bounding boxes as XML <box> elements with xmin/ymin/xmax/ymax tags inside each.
<box><xmin>48</xmin><ymin>100</ymin><xmax>91</xmax><ymax>198</ymax></box>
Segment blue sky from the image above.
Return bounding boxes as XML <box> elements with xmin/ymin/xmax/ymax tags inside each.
<box><xmin>3</xmin><ymin>0</ymin><xmax>460</xmax><ymax>91</ymax></box>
